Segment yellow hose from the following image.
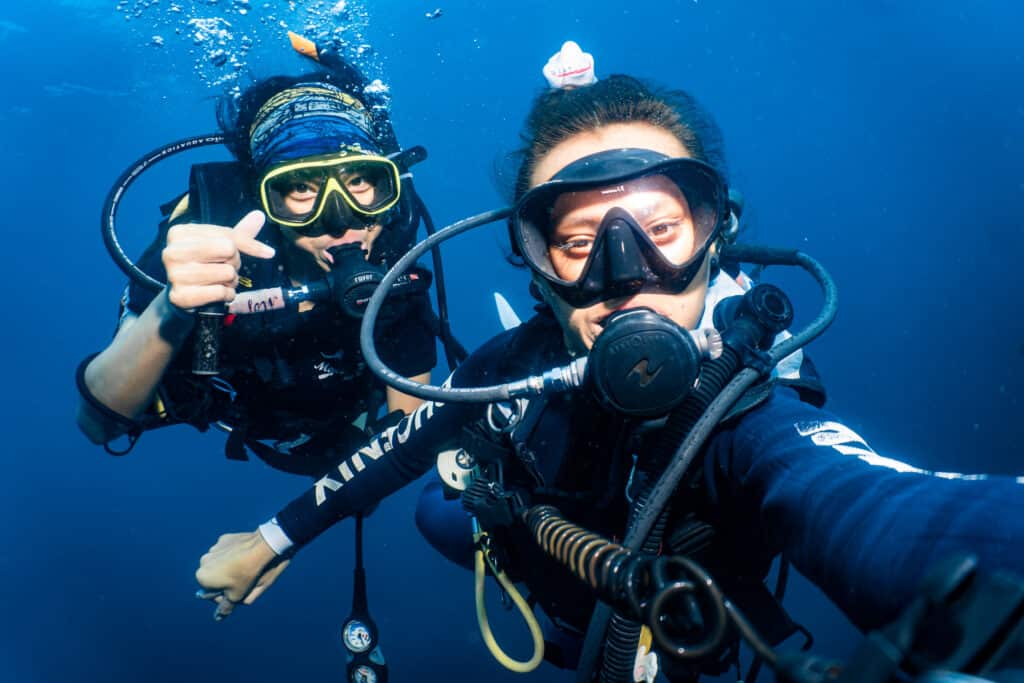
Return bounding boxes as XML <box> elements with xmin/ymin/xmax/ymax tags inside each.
<box><xmin>473</xmin><ymin>531</ymin><xmax>545</xmax><ymax>673</ymax></box>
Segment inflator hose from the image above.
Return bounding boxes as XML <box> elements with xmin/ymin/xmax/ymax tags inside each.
<box><xmin>410</xmin><ymin>186</ymin><xmax>468</xmax><ymax>370</ymax></box>
<box><xmin>473</xmin><ymin>530</ymin><xmax>546</xmax><ymax>673</ymax></box>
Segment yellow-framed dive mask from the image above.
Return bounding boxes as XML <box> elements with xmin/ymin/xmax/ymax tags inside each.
<box><xmin>258</xmin><ymin>152</ymin><xmax>402</xmax><ymax>232</ymax></box>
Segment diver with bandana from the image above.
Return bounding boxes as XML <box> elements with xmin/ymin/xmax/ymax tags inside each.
<box><xmin>77</xmin><ymin>40</ymin><xmax>446</xmax><ymax>682</ymax></box>
<box><xmin>76</xmin><ymin>41</ymin><xmax>439</xmax><ymax>480</ymax></box>
<box><xmin>192</xmin><ymin>43</ymin><xmax>1024</xmax><ymax>681</ymax></box>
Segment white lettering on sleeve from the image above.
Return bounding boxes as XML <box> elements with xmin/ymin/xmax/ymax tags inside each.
<box><xmin>796</xmin><ymin>420</ymin><xmax>1019</xmax><ymax>483</ymax></box>
<box><xmin>314</xmin><ymin>475</ymin><xmax>343</xmax><ymax>506</ymax></box>
<box><xmin>313</xmin><ymin>401</ymin><xmax>443</xmax><ymax>507</ymax></box>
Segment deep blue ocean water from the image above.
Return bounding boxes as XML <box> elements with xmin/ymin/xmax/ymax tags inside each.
<box><xmin>2</xmin><ymin>1</ymin><xmax>1022</xmax><ymax>681</ymax></box>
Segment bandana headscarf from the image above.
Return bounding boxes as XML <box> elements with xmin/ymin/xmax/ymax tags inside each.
<box><xmin>248</xmin><ymin>83</ymin><xmax>380</xmax><ymax>170</ymax></box>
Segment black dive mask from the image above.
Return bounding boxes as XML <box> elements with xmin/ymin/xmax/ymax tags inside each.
<box><xmin>512</xmin><ymin>149</ymin><xmax>728</xmax><ymax>308</ymax></box>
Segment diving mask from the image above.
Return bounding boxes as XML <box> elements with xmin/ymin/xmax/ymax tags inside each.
<box><xmin>511</xmin><ymin>149</ymin><xmax>727</xmax><ymax>307</ymax></box>
<box><xmin>258</xmin><ymin>152</ymin><xmax>401</xmax><ymax>232</ymax></box>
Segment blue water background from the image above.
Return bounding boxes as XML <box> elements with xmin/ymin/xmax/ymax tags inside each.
<box><xmin>1</xmin><ymin>1</ymin><xmax>1022</xmax><ymax>681</ymax></box>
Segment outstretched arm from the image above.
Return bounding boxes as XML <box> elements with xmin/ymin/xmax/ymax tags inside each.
<box><xmin>191</xmin><ymin>323</ymin><xmax>528</xmax><ymax>616</ymax></box>
<box><xmin>706</xmin><ymin>388</ymin><xmax>1024</xmax><ymax>630</ymax></box>
<box><xmin>194</xmin><ymin>394</ymin><xmax>480</xmax><ymax>616</ymax></box>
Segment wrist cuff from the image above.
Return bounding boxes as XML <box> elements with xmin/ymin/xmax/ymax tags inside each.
<box><xmin>258</xmin><ymin>517</ymin><xmax>295</xmax><ymax>556</ymax></box>
<box><xmin>162</xmin><ymin>288</ymin><xmax>196</xmax><ymax>321</ymax></box>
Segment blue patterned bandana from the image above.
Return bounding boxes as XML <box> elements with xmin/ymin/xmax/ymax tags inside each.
<box><xmin>249</xmin><ymin>83</ymin><xmax>380</xmax><ymax>170</ymax></box>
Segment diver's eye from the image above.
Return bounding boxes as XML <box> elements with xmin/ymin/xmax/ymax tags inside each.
<box><xmin>290</xmin><ymin>182</ymin><xmax>317</xmax><ymax>196</ymax></box>
<box><xmin>345</xmin><ymin>175</ymin><xmax>371</xmax><ymax>191</ymax></box>
<box><xmin>551</xmin><ymin>237</ymin><xmax>594</xmax><ymax>257</ymax></box>
<box><xmin>644</xmin><ymin>220</ymin><xmax>684</xmax><ymax>243</ymax></box>
<box><xmin>274</xmin><ymin>178</ymin><xmax>321</xmax><ymax>200</ymax></box>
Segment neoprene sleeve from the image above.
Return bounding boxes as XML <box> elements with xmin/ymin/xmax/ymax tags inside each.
<box><xmin>273</xmin><ymin>327</ymin><xmax>517</xmax><ymax>546</ymax></box>
<box><xmin>703</xmin><ymin>388</ymin><xmax>1024</xmax><ymax>630</ymax></box>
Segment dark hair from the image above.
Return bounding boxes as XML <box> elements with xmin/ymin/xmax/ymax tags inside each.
<box><xmin>510</xmin><ymin>74</ymin><xmax>728</xmax><ymax>203</ymax></box>
<box><xmin>215</xmin><ymin>67</ymin><xmax>392</xmax><ymax>173</ymax></box>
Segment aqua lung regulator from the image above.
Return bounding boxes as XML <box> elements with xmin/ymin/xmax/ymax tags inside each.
<box><xmin>324</xmin><ymin>243</ymin><xmax>431</xmax><ymax>318</ymax></box>
<box><xmin>586</xmin><ymin>283</ymin><xmax>792</xmax><ymax>419</ymax></box>
<box><xmin>588</xmin><ymin>308</ymin><xmax>721</xmax><ymax>418</ymax></box>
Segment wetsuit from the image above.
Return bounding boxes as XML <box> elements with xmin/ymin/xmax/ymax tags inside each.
<box><xmin>267</xmin><ymin>300</ymin><xmax>1024</xmax><ymax>642</ymax></box>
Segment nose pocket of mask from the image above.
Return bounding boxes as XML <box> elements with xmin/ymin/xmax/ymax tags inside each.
<box><xmin>597</xmin><ymin>208</ymin><xmax>648</xmax><ymax>295</ymax></box>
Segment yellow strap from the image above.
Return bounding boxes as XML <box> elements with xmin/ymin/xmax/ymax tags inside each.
<box><xmin>473</xmin><ymin>533</ymin><xmax>545</xmax><ymax>673</ymax></box>
<box><xmin>152</xmin><ymin>394</ymin><xmax>168</xmax><ymax>420</ymax></box>
<box><xmin>168</xmin><ymin>194</ymin><xmax>190</xmax><ymax>223</ymax></box>
<box><xmin>638</xmin><ymin>624</ymin><xmax>652</xmax><ymax>652</ymax></box>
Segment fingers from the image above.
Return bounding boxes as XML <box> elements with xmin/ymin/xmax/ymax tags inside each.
<box><xmin>194</xmin><ymin>531</ymin><xmax>285</xmax><ymax>621</ymax></box>
<box><xmin>232</xmin><ymin>211</ymin><xmax>275</xmax><ymax>260</ymax></box>
<box><xmin>165</xmin><ymin>225</ymin><xmax>241</xmax><ymax>264</ymax></box>
<box><xmin>167</xmin><ymin>283</ymin><xmax>238</xmax><ymax>310</ymax></box>
<box><xmin>241</xmin><ymin>557</ymin><xmax>290</xmax><ymax>605</ymax></box>
<box><xmin>213</xmin><ymin>595</ymin><xmax>236</xmax><ymax>621</ymax></box>
<box><xmin>163</xmin><ymin>215</ymin><xmax>273</xmax><ymax>309</ymax></box>
<box><xmin>195</xmin><ymin>587</ymin><xmax>238</xmax><ymax>622</ymax></box>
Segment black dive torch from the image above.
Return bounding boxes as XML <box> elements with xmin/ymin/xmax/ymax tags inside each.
<box><xmin>191</xmin><ymin>303</ymin><xmax>225</xmax><ymax>375</ymax></box>
<box><xmin>191</xmin><ymin>244</ymin><xmax>433</xmax><ymax>375</ymax></box>
<box><xmin>223</xmin><ymin>243</ymin><xmax>432</xmax><ymax>320</ymax></box>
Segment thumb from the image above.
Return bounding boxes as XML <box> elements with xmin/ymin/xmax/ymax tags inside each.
<box><xmin>233</xmin><ymin>211</ymin><xmax>275</xmax><ymax>259</ymax></box>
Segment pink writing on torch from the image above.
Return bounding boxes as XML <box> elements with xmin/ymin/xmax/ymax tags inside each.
<box><xmin>228</xmin><ymin>288</ymin><xmax>286</xmax><ymax>314</ymax></box>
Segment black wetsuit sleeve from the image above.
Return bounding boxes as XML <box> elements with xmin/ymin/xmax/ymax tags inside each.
<box><xmin>273</xmin><ymin>328</ymin><xmax>518</xmax><ymax>547</ymax></box>
<box><xmin>703</xmin><ymin>388</ymin><xmax>1024</xmax><ymax>630</ymax></box>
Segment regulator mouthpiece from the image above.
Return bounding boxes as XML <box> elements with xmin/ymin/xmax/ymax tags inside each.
<box><xmin>327</xmin><ymin>244</ymin><xmax>385</xmax><ymax>318</ymax></box>
<box><xmin>588</xmin><ymin>308</ymin><xmax>720</xmax><ymax>418</ymax></box>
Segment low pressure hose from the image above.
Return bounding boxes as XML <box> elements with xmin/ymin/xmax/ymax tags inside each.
<box><xmin>101</xmin><ymin>133</ymin><xmax>234</xmax><ymax>375</ymax></box>
<box><xmin>101</xmin><ymin>134</ymin><xmax>227</xmax><ymax>292</ymax></box>
<box><xmin>360</xmin><ymin>207</ymin><xmax>569</xmax><ymax>405</ymax></box>
<box><xmin>473</xmin><ymin>525</ymin><xmax>545</xmax><ymax>673</ymax></box>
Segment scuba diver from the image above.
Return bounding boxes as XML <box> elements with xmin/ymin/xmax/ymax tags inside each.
<box><xmin>192</xmin><ymin>43</ymin><xmax>1024</xmax><ymax>682</ymax></box>
<box><xmin>77</xmin><ymin>34</ymin><xmax>444</xmax><ymax>471</ymax></box>
<box><xmin>76</xmin><ymin>34</ymin><xmax>464</xmax><ymax>682</ymax></box>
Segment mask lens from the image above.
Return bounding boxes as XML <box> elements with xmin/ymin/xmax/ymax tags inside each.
<box><xmin>260</xmin><ymin>154</ymin><xmax>401</xmax><ymax>229</ymax></box>
<box><xmin>338</xmin><ymin>161</ymin><xmax>397</xmax><ymax>212</ymax></box>
<box><xmin>547</xmin><ymin>173</ymin><xmax>704</xmax><ymax>282</ymax></box>
<box><xmin>266</xmin><ymin>168</ymin><xmax>329</xmax><ymax>224</ymax></box>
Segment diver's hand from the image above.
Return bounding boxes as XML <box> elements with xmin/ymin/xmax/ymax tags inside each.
<box><xmin>195</xmin><ymin>530</ymin><xmax>290</xmax><ymax>621</ymax></box>
<box><xmin>163</xmin><ymin>211</ymin><xmax>275</xmax><ymax>310</ymax></box>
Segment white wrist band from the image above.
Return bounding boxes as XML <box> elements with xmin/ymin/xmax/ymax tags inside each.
<box><xmin>258</xmin><ymin>517</ymin><xmax>295</xmax><ymax>556</ymax></box>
